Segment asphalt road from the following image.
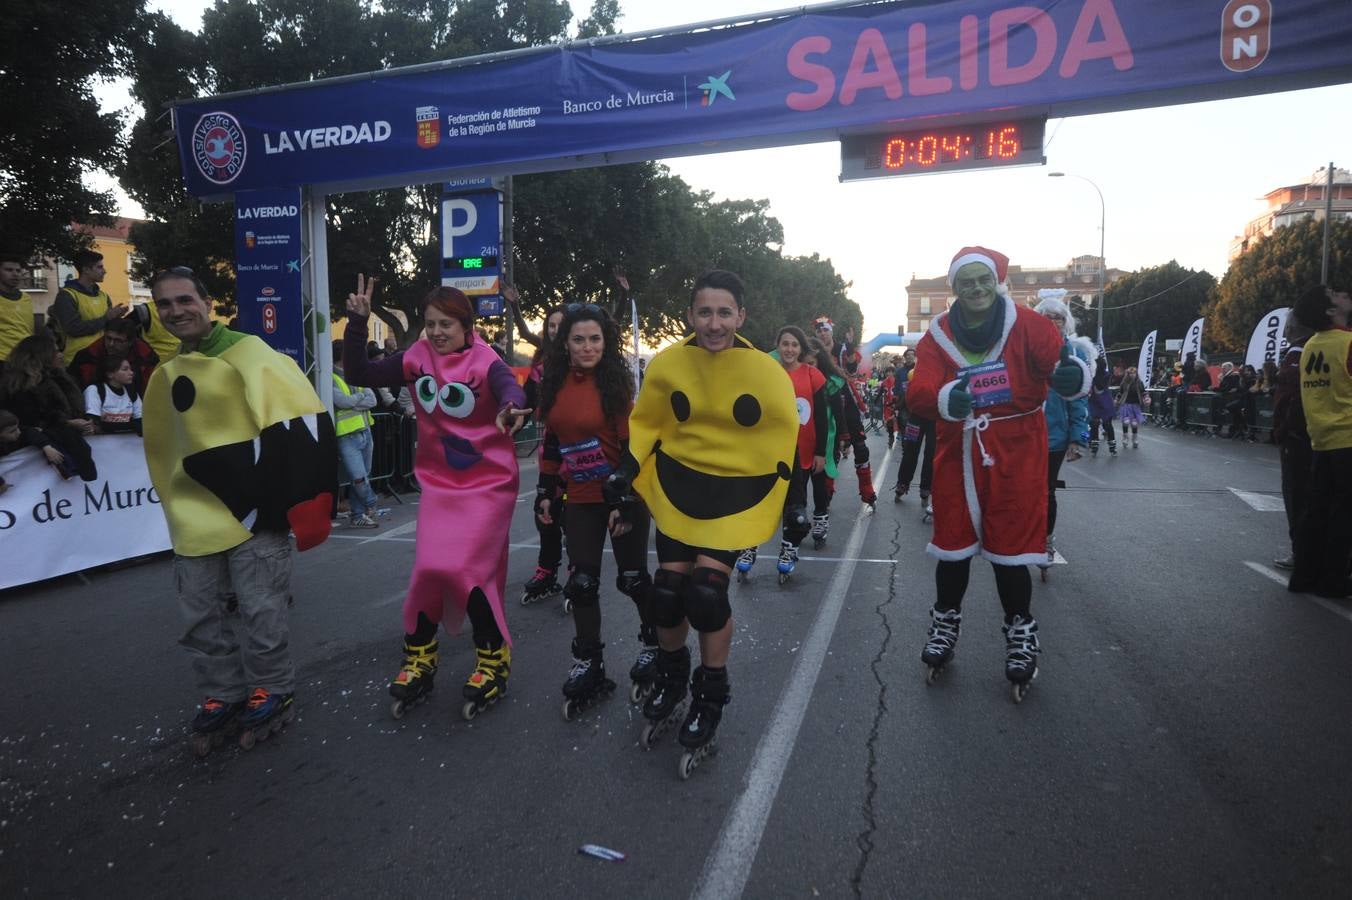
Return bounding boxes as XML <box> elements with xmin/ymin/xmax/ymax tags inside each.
<box><xmin>2</xmin><ymin>423</ymin><xmax>1349</xmax><ymax>899</ymax></box>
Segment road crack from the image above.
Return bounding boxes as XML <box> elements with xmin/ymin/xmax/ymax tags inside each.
<box><xmin>850</xmin><ymin>519</ymin><xmax>900</xmax><ymax>898</ymax></box>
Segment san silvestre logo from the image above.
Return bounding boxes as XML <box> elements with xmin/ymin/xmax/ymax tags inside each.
<box><xmin>191</xmin><ymin>111</ymin><xmax>247</xmax><ymax>185</ymax></box>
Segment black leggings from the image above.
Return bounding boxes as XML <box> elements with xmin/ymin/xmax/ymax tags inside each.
<box><xmin>409</xmin><ymin>589</ymin><xmax>503</xmax><ymax>648</ymax></box>
<box><xmin>896</xmin><ymin>416</ymin><xmax>935</xmax><ymax>493</ymax></box>
<box><xmin>1046</xmin><ymin>450</ymin><xmax>1067</xmax><ymax>537</ymax></box>
<box><xmin>564</xmin><ymin>501</ymin><xmax>653</xmax><ymax>643</ymax></box>
<box><xmin>935</xmin><ymin>558</ymin><xmax>1032</xmax><ymax>620</ymax></box>
<box><xmin>1089</xmin><ymin>418</ymin><xmax>1116</xmax><ymax>443</ymax></box>
<box><xmin>810</xmin><ymin>469</ymin><xmax>831</xmax><ymax>515</ymax></box>
<box><xmin>536</xmin><ymin>496</ymin><xmax>565</xmax><ymax>571</ymax></box>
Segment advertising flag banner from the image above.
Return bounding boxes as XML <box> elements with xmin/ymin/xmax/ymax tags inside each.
<box><xmin>1137</xmin><ymin>329</ymin><xmax>1158</xmax><ymax>387</ymax></box>
<box><xmin>1182</xmin><ymin>317</ymin><xmax>1204</xmax><ymax>361</ymax></box>
<box><xmin>1244</xmin><ymin>308</ymin><xmax>1289</xmax><ymax>371</ymax></box>
<box><xmin>234</xmin><ymin>187</ymin><xmax>305</xmax><ymax>364</ymax></box>
<box><xmin>173</xmin><ymin>1</ymin><xmax>1352</xmax><ymax>197</ymax></box>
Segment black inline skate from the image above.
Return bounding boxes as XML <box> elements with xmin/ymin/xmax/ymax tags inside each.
<box><xmin>677</xmin><ymin>666</ymin><xmax>730</xmax><ymax>780</ymax></box>
<box><xmin>629</xmin><ymin>625</ymin><xmax>658</xmax><ymax>704</ymax></box>
<box><xmin>921</xmin><ymin>607</ymin><xmax>962</xmax><ymax>684</ymax></box>
<box><xmin>1003</xmin><ymin>614</ymin><xmax>1040</xmax><ymax>703</ymax></box>
<box><xmin>462</xmin><ymin>644</ymin><xmax>510</xmax><ymax>721</ymax></box>
<box><xmin>189</xmin><ymin>697</ymin><xmax>244</xmax><ymax>757</ymax></box>
<box><xmin>640</xmin><ymin>645</ymin><xmax>690</xmax><ymax>749</ymax></box>
<box><xmin>776</xmin><ymin>540</ymin><xmax>798</xmax><ymax>585</ymax></box>
<box><xmin>237</xmin><ymin>689</ymin><xmax>295</xmax><ymax>750</ymax></box>
<box><xmin>520</xmin><ymin>566</ymin><xmax>562</xmax><ymax>606</ymax></box>
<box><xmin>811</xmin><ymin>514</ymin><xmax>829</xmax><ymax>549</ymax></box>
<box><xmin>561</xmin><ymin>639</ymin><xmax>615</xmax><ymax>720</ymax></box>
<box><xmin>389</xmin><ymin>638</ymin><xmax>438</xmax><ymax>719</ymax></box>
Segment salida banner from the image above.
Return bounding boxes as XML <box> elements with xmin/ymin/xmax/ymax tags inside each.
<box><xmin>173</xmin><ymin>0</ymin><xmax>1352</xmax><ymax>196</ymax></box>
<box><xmin>0</xmin><ymin>436</ymin><xmax>170</xmax><ymax>590</ymax></box>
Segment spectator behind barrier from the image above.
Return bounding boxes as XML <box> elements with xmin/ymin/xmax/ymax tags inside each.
<box><xmin>69</xmin><ymin>313</ymin><xmax>158</xmax><ymax>394</ymax></box>
<box><xmin>0</xmin><ymin>251</ymin><xmax>39</xmax><ymax>375</ymax></box>
<box><xmin>51</xmin><ymin>249</ymin><xmax>128</xmax><ymax>359</ymax></box>
<box><xmin>0</xmin><ymin>333</ymin><xmax>97</xmax><ymax>480</ymax></box>
<box><xmin>84</xmin><ymin>354</ymin><xmax>143</xmax><ymax>436</ymax></box>
<box><xmin>332</xmin><ymin>338</ymin><xmax>380</xmax><ymax>529</ymax></box>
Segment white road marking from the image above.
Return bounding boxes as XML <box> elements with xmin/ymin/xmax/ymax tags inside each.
<box><xmin>1228</xmin><ymin>487</ymin><xmax>1285</xmax><ymax>512</ymax></box>
<box><xmin>1244</xmin><ymin>561</ymin><xmax>1352</xmax><ymax>626</ymax></box>
<box><xmin>691</xmin><ymin>444</ymin><xmax>896</xmax><ymax>900</ymax></box>
<box><xmin>356</xmin><ymin>519</ymin><xmax>418</xmax><ymax>545</ymax></box>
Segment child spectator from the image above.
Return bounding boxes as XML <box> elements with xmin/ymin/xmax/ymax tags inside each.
<box><xmin>0</xmin><ymin>333</ymin><xmax>96</xmax><ymax>480</ymax></box>
<box><xmin>84</xmin><ymin>354</ymin><xmax>143</xmax><ymax>435</ymax></box>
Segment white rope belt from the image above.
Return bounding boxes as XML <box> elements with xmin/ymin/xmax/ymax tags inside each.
<box><xmin>963</xmin><ymin>407</ymin><xmax>1042</xmax><ymax>467</ymax></box>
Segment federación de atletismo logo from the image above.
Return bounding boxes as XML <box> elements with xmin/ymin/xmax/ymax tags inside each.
<box><xmin>192</xmin><ymin>111</ymin><xmax>247</xmax><ymax>185</ymax></box>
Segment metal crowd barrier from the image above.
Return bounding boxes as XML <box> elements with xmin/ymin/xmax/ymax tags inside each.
<box><xmin>337</xmin><ymin>411</ymin><xmax>417</xmax><ymax>502</ymax></box>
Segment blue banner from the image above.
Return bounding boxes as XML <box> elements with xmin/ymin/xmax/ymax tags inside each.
<box><xmin>233</xmin><ymin>188</ymin><xmax>305</xmax><ymax>364</ymax></box>
<box><xmin>176</xmin><ymin>0</ymin><xmax>1352</xmax><ymax>197</ymax></box>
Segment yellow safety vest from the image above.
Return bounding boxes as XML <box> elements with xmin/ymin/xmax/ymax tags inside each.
<box><xmin>333</xmin><ymin>373</ymin><xmax>372</xmax><ymax>436</ymax></box>
<box><xmin>57</xmin><ymin>285</ymin><xmax>112</xmax><ymax>358</ymax></box>
<box><xmin>0</xmin><ymin>292</ymin><xmax>34</xmax><ymax>361</ymax></box>
<box><xmin>1300</xmin><ymin>328</ymin><xmax>1352</xmax><ymax>452</ymax></box>
<box><xmin>138</xmin><ymin>301</ymin><xmax>179</xmax><ymax>361</ymax></box>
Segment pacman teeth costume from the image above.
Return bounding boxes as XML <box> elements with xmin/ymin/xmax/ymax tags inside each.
<box><xmin>143</xmin><ymin>334</ymin><xmax>337</xmax><ymax>557</ymax></box>
<box><xmin>345</xmin><ymin>325</ymin><xmax>524</xmax><ymax>642</ymax></box>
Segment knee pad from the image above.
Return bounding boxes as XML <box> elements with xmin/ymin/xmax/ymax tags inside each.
<box><xmin>651</xmin><ymin>568</ymin><xmax>688</xmax><ymax>628</ymax></box>
<box><xmin>615</xmin><ymin>569</ymin><xmax>651</xmax><ymax>601</ymax></box>
<box><xmin>563</xmin><ymin>569</ymin><xmax>601</xmax><ymax>610</ymax></box>
<box><xmin>853</xmin><ymin>441</ymin><xmax>871</xmax><ymax>466</ymax></box>
<box><xmin>684</xmin><ymin>567</ymin><xmax>732</xmax><ymax>633</ymax></box>
<box><xmin>783</xmin><ymin>504</ymin><xmax>809</xmax><ymax>545</ymax></box>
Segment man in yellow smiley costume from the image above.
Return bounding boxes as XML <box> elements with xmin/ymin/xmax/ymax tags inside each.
<box><xmin>607</xmin><ymin>269</ymin><xmax>797</xmax><ymax>776</ymax></box>
<box><xmin>143</xmin><ymin>268</ymin><xmax>336</xmax><ymax>753</ymax></box>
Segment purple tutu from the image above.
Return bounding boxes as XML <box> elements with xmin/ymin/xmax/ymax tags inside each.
<box><xmin>1119</xmin><ymin>403</ymin><xmax>1144</xmax><ymax>425</ymax></box>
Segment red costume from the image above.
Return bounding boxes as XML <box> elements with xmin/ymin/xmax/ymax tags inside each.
<box><xmin>906</xmin><ymin>295</ymin><xmax>1065</xmax><ymax>565</ymax></box>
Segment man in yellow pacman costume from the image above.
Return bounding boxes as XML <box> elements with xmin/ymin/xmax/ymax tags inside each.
<box><xmin>605</xmin><ymin>269</ymin><xmax>797</xmax><ymax>769</ymax></box>
<box><xmin>142</xmin><ymin>268</ymin><xmax>336</xmax><ymax>750</ymax></box>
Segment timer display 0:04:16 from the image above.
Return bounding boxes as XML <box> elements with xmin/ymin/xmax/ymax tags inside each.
<box><xmin>882</xmin><ymin>126</ymin><xmax>1020</xmax><ymax>170</ymax></box>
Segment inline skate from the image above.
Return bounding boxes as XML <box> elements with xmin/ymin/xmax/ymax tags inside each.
<box><xmin>462</xmin><ymin>644</ymin><xmax>510</xmax><ymax>720</ymax></box>
<box><xmin>735</xmin><ymin>547</ymin><xmax>757</xmax><ymax>583</ymax></box>
<box><xmin>1004</xmin><ymin>615</ymin><xmax>1040</xmax><ymax>703</ymax></box>
<box><xmin>389</xmin><ymin>638</ymin><xmax>437</xmax><ymax>719</ymax></box>
<box><xmin>237</xmin><ymin>689</ymin><xmax>295</xmax><ymax>750</ymax></box>
<box><xmin>189</xmin><ymin>697</ymin><xmax>243</xmax><ymax>757</ymax></box>
<box><xmin>677</xmin><ymin>666</ymin><xmax>730</xmax><ymax>780</ymax></box>
<box><xmin>520</xmin><ymin>566</ymin><xmax>562</xmax><ymax>606</ymax></box>
<box><xmin>640</xmin><ymin>645</ymin><xmax>690</xmax><ymax>749</ymax></box>
<box><xmin>561</xmin><ymin>639</ymin><xmax>615</xmax><ymax>720</ymax></box>
<box><xmin>921</xmin><ymin>607</ymin><xmax>962</xmax><ymax>684</ymax></box>
<box><xmin>811</xmin><ymin>514</ymin><xmax>829</xmax><ymax>549</ymax></box>
<box><xmin>629</xmin><ymin>625</ymin><xmax>659</xmax><ymax>704</ymax></box>
<box><xmin>776</xmin><ymin>541</ymin><xmax>798</xmax><ymax>585</ymax></box>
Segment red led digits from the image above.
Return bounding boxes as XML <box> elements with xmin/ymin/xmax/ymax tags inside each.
<box><xmin>916</xmin><ymin>135</ymin><xmax>939</xmax><ymax>166</ymax></box>
<box><xmin>941</xmin><ymin>134</ymin><xmax>964</xmax><ymax>161</ymax></box>
<box><xmin>995</xmin><ymin>126</ymin><xmax>1019</xmax><ymax>158</ymax></box>
<box><xmin>884</xmin><ymin>137</ymin><xmax>907</xmax><ymax>169</ymax></box>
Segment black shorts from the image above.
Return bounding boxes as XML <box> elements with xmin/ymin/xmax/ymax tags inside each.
<box><xmin>654</xmin><ymin>528</ymin><xmax>739</xmax><ymax>569</ymax></box>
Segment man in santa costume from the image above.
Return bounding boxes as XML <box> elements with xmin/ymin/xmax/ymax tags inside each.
<box><xmin>905</xmin><ymin>247</ymin><xmax>1092</xmax><ymax>698</ymax></box>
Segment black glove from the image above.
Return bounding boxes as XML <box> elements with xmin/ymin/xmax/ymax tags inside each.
<box><xmin>602</xmin><ymin>472</ymin><xmax>632</xmax><ymax>508</ymax></box>
<box><xmin>534</xmin><ymin>473</ymin><xmax>559</xmax><ymax>519</ymax></box>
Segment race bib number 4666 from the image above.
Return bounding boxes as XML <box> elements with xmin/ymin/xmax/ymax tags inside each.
<box><xmin>958</xmin><ymin>360</ymin><xmax>1012</xmax><ymax>408</ymax></box>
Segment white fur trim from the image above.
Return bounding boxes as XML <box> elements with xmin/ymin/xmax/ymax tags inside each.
<box><xmin>981</xmin><ymin>549</ymin><xmax>1049</xmax><ymax>566</ymax></box>
<box><xmin>949</xmin><ymin>252</ymin><xmax>997</xmax><ymax>285</ymax></box>
<box><xmin>1056</xmin><ymin>353</ymin><xmax>1093</xmax><ymax>400</ymax></box>
<box><xmin>1068</xmin><ymin>334</ymin><xmax>1098</xmax><ymax>363</ymax></box>
<box><xmin>927</xmin><ymin>541</ymin><xmax>981</xmax><ymax>561</ymax></box>
<box><xmin>984</xmin><ymin>295</ymin><xmax>1019</xmax><ymax>363</ymax></box>
<box><xmin>937</xmin><ymin>379</ymin><xmax>966</xmax><ymax>422</ymax></box>
<box><xmin>929</xmin><ymin>313</ymin><xmax>964</xmax><ymax>368</ymax></box>
<box><xmin>961</xmin><ymin>426</ymin><xmax>983</xmax><ymax>539</ymax></box>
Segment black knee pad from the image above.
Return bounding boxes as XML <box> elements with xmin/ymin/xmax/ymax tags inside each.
<box><xmin>651</xmin><ymin>568</ymin><xmax>688</xmax><ymax>628</ymax></box>
<box><xmin>563</xmin><ymin>568</ymin><xmax>601</xmax><ymax>610</ymax></box>
<box><xmin>783</xmin><ymin>504</ymin><xmax>809</xmax><ymax>545</ymax></box>
<box><xmin>615</xmin><ymin>569</ymin><xmax>651</xmax><ymax>601</ymax></box>
<box><xmin>684</xmin><ymin>567</ymin><xmax>732</xmax><ymax>633</ymax></box>
<box><xmin>852</xmin><ymin>441</ymin><xmax>871</xmax><ymax>465</ymax></box>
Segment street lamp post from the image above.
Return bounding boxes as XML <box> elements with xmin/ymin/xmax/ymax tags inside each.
<box><xmin>1048</xmin><ymin>171</ymin><xmax>1105</xmax><ymax>348</ymax></box>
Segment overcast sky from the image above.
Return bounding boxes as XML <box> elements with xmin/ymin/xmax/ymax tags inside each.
<box><xmin>93</xmin><ymin>0</ymin><xmax>1352</xmax><ymax>339</ymax></box>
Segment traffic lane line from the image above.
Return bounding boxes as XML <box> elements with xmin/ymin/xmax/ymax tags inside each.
<box><xmin>1245</xmin><ymin>561</ymin><xmax>1352</xmax><ymax>626</ymax></box>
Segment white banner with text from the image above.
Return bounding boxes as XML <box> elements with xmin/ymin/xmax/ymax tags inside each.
<box><xmin>0</xmin><ymin>435</ymin><xmax>170</xmax><ymax>590</ymax></box>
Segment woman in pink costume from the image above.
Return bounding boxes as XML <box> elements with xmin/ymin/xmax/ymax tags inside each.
<box><xmin>343</xmin><ymin>277</ymin><xmax>530</xmax><ymax>721</ymax></box>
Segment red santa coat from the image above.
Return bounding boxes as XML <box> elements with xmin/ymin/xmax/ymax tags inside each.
<box><xmin>906</xmin><ymin>296</ymin><xmax>1065</xmax><ymax>565</ymax></box>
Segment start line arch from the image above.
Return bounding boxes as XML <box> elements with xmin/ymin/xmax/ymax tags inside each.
<box><xmin>170</xmin><ymin>0</ymin><xmax>1352</xmax><ymax>400</ymax></box>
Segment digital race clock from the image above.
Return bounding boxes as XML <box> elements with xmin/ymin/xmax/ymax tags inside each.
<box><xmin>840</xmin><ymin>117</ymin><xmax>1046</xmax><ymax>181</ymax></box>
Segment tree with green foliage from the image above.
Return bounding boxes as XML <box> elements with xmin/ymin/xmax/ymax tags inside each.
<box><xmin>1208</xmin><ymin>217</ymin><xmax>1352</xmax><ymax>351</ymax></box>
<box><xmin>1099</xmin><ymin>261</ymin><xmax>1216</xmax><ymax>352</ymax></box>
<box><xmin>0</xmin><ymin>0</ymin><xmax>144</xmax><ymax>261</ymax></box>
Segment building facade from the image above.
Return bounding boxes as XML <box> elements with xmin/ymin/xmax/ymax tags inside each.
<box><xmin>1228</xmin><ymin>166</ymin><xmax>1352</xmax><ymax>261</ymax></box>
<box><xmin>902</xmin><ymin>255</ymin><xmax>1125</xmax><ymax>334</ymax></box>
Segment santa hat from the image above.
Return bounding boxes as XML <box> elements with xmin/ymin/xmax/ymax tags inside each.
<box><xmin>948</xmin><ymin>246</ymin><xmax>1010</xmax><ymax>286</ymax></box>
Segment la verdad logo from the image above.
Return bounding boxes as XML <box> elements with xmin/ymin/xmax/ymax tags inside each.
<box><xmin>264</xmin><ymin>120</ymin><xmax>392</xmax><ymax>155</ymax></box>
